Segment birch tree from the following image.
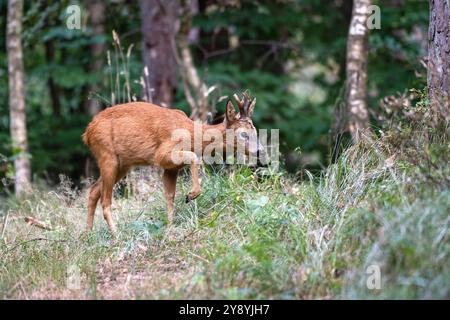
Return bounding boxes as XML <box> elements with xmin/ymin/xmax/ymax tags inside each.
<box><xmin>7</xmin><ymin>0</ymin><xmax>31</xmax><ymax>195</ymax></box>
<box><xmin>346</xmin><ymin>0</ymin><xmax>372</xmax><ymax>142</ymax></box>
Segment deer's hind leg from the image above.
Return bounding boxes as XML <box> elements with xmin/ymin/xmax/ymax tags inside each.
<box><xmin>87</xmin><ymin>163</ymin><xmax>130</xmax><ymax>232</ymax></box>
<box><xmin>98</xmin><ymin>154</ymin><xmax>132</xmax><ymax>233</ymax></box>
<box><xmin>162</xmin><ymin>169</ymin><xmax>178</xmax><ymax>225</ymax></box>
<box><xmin>87</xmin><ymin>178</ymin><xmax>102</xmax><ymax>231</ymax></box>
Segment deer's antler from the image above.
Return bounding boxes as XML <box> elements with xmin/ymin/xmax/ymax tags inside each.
<box><xmin>233</xmin><ymin>92</ymin><xmax>255</xmax><ymax>119</ymax></box>
<box><xmin>233</xmin><ymin>93</ymin><xmax>244</xmax><ymax>114</ymax></box>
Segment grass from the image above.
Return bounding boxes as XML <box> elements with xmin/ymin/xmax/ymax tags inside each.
<box><xmin>0</xmin><ymin>134</ymin><xmax>449</xmax><ymax>299</ymax></box>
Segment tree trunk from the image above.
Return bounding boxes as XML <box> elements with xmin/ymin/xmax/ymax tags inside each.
<box><xmin>428</xmin><ymin>0</ymin><xmax>450</xmax><ymax>121</ymax></box>
<box><xmin>331</xmin><ymin>0</ymin><xmax>355</xmax><ymax>162</ymax></box>
<box><xmin>177</xmin><ymin>0</ymin><xmax>210</xmax><ymax>122</ymax></box>
<box><xmin>85</xmin><ymin>0</ymin><xmax>106</xmax><ymax>115</ymax></box>
<box><xmin>346</xmin><ymin>0</ymin><xmax>371</xmax><ymax>142</ymax></box>
<box><xmin>43</xmin><ymin>1</ymin><xmax>61</xmax><ymax>117</ymax></box>
<box><xmin>139</xmin><ymin>0</ymin><xmax>179</xmax><ymax>107</ymax></box>
<box><xmin>45</xmin><ymin>40</ymin><xmax>62</xmax><ymax>117</ymax></box>
<box><xmin>7</xmin><ymin>0</ymin><xmax>31</xmax><ymax>196</ymax></box>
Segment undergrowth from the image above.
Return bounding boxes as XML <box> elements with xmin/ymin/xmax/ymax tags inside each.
<box><xmin>0</xmin><ymin>125</ymin><xmax>448</xmax><ymax>299</ymax></box>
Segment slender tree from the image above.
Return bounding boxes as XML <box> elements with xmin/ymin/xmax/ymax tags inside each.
<box><xmin>82</xmin><ymin>0</ymin><xmax>107</xmax><ymax>178</ymax></box>
<box><xmin>346</xmin><ymin>0</ymin><xmax>371</xmax><ymax>142</ymax></box>
<box><xmin>44</xmin><ymin>39</ymin><xmax>61</xmax><ymax>117</ymax></box>
<box><xmin>7</xmin><ymin>0</ymin><xmax>31</xmax><ymax>195</ymax></box>
<box><xmin>43</xmin><ymin>1</ymin><xmax>62</xmax><ymax>117</ymax></box>
<box><xmin>177</xmin><ymin>0</ymin><xmax>210</xmax><ymax>121</ymax></box>
<box><xmin>139</xmin><ymin>0</ymin><xmax>178</xmax><ymax>107</ymax></box>
<box><xmin>428</xmin><ymin>0</ymin><xmax>450</xmax><ymax>120</ymax></box>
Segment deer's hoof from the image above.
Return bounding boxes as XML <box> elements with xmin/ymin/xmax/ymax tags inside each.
<box><xmin>186</xmin><ymin>191</ymin><xmax>200</xmax><ymax>203</ymax></box>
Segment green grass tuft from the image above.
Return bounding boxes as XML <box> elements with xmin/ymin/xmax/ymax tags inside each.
<box><xmin>0</xmin><ymin>137</ymin><xmax>448</xmax><ymax>299</ymax></box>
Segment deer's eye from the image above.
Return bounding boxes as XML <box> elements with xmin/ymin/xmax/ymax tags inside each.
<box><xmin>239</xmin><ymin>132</ymin><xmax>249</xmax><ymax>140</ymax></box>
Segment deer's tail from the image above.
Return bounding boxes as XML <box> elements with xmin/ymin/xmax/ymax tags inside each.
<box><xmin>82</xmin><ymin>123</ymin><xmax>93</xmax><ymax>146</ymax></box>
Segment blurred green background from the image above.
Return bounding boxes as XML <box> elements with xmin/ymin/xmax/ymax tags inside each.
<box><xmin>0</xmin><ymin>0</ymin><xmax>429</xmax><ymax>184</ymax></box>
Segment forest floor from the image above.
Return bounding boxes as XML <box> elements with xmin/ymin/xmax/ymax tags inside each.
<box><xmin>0</xmin><ymin>134</ymin><xmax>449</xmax><ymax>299</ymax></box>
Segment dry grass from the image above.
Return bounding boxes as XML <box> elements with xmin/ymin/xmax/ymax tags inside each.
<box><xmin>0</xmin><ymin>134</ymin><xmax>449</xmax><ymax>299</ymax></box>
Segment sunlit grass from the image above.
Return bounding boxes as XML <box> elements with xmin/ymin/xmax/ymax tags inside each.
<box><xmin>0</xmin><ymin>136</ymin><xmax>448</xmax><ymax>299</ymax></box>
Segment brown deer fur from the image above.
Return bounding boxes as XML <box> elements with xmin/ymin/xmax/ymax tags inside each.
<box><xmin>83</xmin><ymin>94</ymin><xmax>258</xmax><ymax>233</ymax></box>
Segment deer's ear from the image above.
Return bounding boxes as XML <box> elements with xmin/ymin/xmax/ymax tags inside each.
<box><xmin>225</xmin><ymin>100</ymin><xmax>237</xmax><ymax>123</ymax></box>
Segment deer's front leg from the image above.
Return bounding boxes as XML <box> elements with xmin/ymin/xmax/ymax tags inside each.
<box><xmin>162</xmin><ymin>169</ymin><xmax>178</xmax><ymax>224</ymax></box>
<box><xmin>171</xmin><ymin>151</ymin><xmax>202</xmax><ymax>203</ymax></box>
<box><xmin>186</xmin><ymin>156</ymin><xmax>202</xmax><ymax>202</ymax></box>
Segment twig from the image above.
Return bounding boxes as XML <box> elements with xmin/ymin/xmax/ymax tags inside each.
<box><xmin>5</xmin><ymin>237</ymin><xmax>68</xmax><ymax>253</ymax></box>
<box><xmin>19</xmin><ymin>281</ymin><xmax>29</xmax><ymax>300</ymax></box>
<box><xmin>6</xmin><ymin>274</ymin><xmax>31</xmax><ymax>297</ymax></box>
<box><xmin>24</xmin><ymin>216</ymin><xmax>53</xmax><ymax>231</ymax></box>
<box><xmin>241</xmin><ymin>39</ymin><xmax>299</xmax><ymax>49</ymax></box>
<box><xmin>1</xmin><ymin>211</ymin><xmax>10</xmax><ymax>239</ymax></box>
<box><xmin>197</xmin><ymin>39</ymin><xmax>300</xmax><ymax>61</ymax></box>
<box><xmin>187</xmin><ymin>251</ymin><xmax>210</xmax><ymax>263</ymax></box>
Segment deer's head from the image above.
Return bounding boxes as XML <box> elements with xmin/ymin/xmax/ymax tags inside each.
<box><xmin>224</xmin><ymin>92</ymin><xmax>264</xmax><ymax>158</ymax></box>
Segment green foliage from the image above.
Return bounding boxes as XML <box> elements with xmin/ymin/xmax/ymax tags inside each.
<box><xmin>0</xmin><ymin>0</ymin><xmax>446</xmax><ymax>300</ymax></box>
<box><xmin>1</xmin><ymin>127</ymin><xmax>448</xmax><ymax>298</ymax></box>
<box><xmin>190</xmin><ymin>0</ymin><xmax>429</xmax><ymax>166</ymax></box>
<box><xmin>0</xmin><ymin>0</ymin><xmax>430</xmax><ymax>184</ymax></box>
<box><xmin>0</xmin><ymin>0</ymin><xmax>142</xmax><ymax>189</ymax></box>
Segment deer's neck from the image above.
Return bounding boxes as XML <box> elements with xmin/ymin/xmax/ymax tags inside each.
<box><xmin>187</xmin><ymin>121</ymin><xmax>228</xmax><ymax>153</ymax></box>
<box><xmin>203</xmin><ymin>122</ymin><xmax>227</xmax><ymax>152</ymax></box>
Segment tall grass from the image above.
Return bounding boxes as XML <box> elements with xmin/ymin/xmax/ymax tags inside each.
<box><xmin>0</xmin><ymin>128</ymin><xmax>448</xmax><ymax>299</ymax></box>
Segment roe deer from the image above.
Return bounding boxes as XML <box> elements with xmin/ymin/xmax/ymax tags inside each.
<box><xmin>83</xmin><ymin>92</ymin><xmax>262</xmax><ymax>233</ymax></box>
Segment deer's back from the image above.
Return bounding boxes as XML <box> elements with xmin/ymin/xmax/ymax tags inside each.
<box><xmin>83</xmin><ymin>102</ymin><xmax>192</xmax><ymax>167</ymax></box>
